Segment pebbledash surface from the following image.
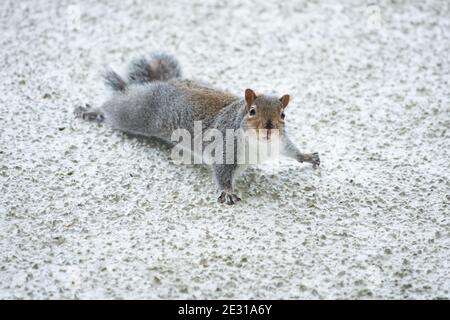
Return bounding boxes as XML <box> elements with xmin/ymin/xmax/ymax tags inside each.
<box><xmin>0</xmin><ymin>0</ymin><xmax>449</xmax><ymax>299</ymax></box>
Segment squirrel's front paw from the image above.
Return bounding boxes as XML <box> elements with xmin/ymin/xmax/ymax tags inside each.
<box><xmin>218</xmin><ymin>191</ymin><xmax>241</xmax><ymax>205</ymax></box>
<box><xmin>302</xmin><ymin>152</ymin><xmax>320</xmax><ymax>167</ymax></box>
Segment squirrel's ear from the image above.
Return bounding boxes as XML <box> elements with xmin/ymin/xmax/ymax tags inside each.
<box><xmin>245</xmin><ymin>88</ymin><xmax>256</xmax><ymax>106</ymax></box>
<box><xmin>279</xmin><ymin>94</ymin><xmax>290</xmax><ymax>109</ymax></box>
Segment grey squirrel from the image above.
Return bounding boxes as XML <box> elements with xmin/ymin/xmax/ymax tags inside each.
<box><xmin>75</xmin><ymin>52</ymin><xmax>320</xmax><ymax>205</ymax></box>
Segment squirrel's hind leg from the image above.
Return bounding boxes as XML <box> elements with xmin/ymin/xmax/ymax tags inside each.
<box><xmin>74</xmin><ymin>105</ymin><xmax>105</xmax><ymax>123</ymax></box>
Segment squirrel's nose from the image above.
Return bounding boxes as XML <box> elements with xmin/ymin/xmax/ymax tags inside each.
<box><xmin>265</xmin><ymin>120</ymin><xmax>274</xmax><ymax>130</ymax></box>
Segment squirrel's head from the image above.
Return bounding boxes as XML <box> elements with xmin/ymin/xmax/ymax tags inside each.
<box><xmin>241</xmin><ymin>88</ymin><xmax>289</xmax><ymax>141</ymax></box>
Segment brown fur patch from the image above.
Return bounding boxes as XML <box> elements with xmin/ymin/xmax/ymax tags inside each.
<box><xmin>170</xmin><ymin>80</ymin><xmax>238</xmax><ymax>117</ymax></box>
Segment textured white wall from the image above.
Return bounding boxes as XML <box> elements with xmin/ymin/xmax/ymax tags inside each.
<box><xmin>0</xmin><ymin>0</ymin><xmax>449</xmax><ymax>299</ymax></box>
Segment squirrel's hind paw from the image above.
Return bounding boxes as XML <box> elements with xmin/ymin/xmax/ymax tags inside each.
<box><xmin>74</xmin><ymin>106</ymin><xmax>88</xmax><ymax>118</ymax></box>
<box><xmin>218</xmin><ymin>191</ymin><xmax>241</xmax><ymax>205</ymax></box>
<box><xmin>74</xmin><ymin>105</ymin><xmax>104</xmax><ymax>123</ymax></box>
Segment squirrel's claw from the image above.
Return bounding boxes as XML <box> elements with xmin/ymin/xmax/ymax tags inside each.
<box><xmin>74</xmin><ymin>105</ymin><xmax>104</xmax><ymax>122</ymax></box>
<box><xmin>74</xmin><ymin>106</ymin><xmax>89</xmax><ymax>118</ymax></box>
<box><xmin>310</xmin><ymin>152</ymin><xmax>320</xmax><ymax>167</ymax></box>
<box><xmin>302</xmin><ymin>152</ymin><xmax>320</xmax><ymax>167</ymax></box>
<box><xmin>218</xmin><ymin>191</ymin><xmax>241</xmax><ymax>205</ymax></box>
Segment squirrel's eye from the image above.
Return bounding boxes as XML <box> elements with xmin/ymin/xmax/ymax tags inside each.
<box><xmin>281</xmin><ymin>112</ymin><xmax>285</xmax><ymax>119</ymax></box>
<box><xmin>249</xmin><ymin>108</ymin><xmax>256</xmax><ymax>116</ymax></box>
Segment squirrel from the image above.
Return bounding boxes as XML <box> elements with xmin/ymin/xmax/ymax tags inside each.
<box><xmin>75</xmin><ymin>52</ymin><xmax>320</xmax><ymax>205</ymax></box>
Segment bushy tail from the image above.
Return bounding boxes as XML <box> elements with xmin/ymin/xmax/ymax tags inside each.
<box><xmin>103</xmin><ymin>69</ymin><xmax>127</xmax><ymax>92</ymax></box>
<box><xmin>127</xmin><ymin>52</ymin><xmax>182</xmax><ymax>84</ymax></box>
